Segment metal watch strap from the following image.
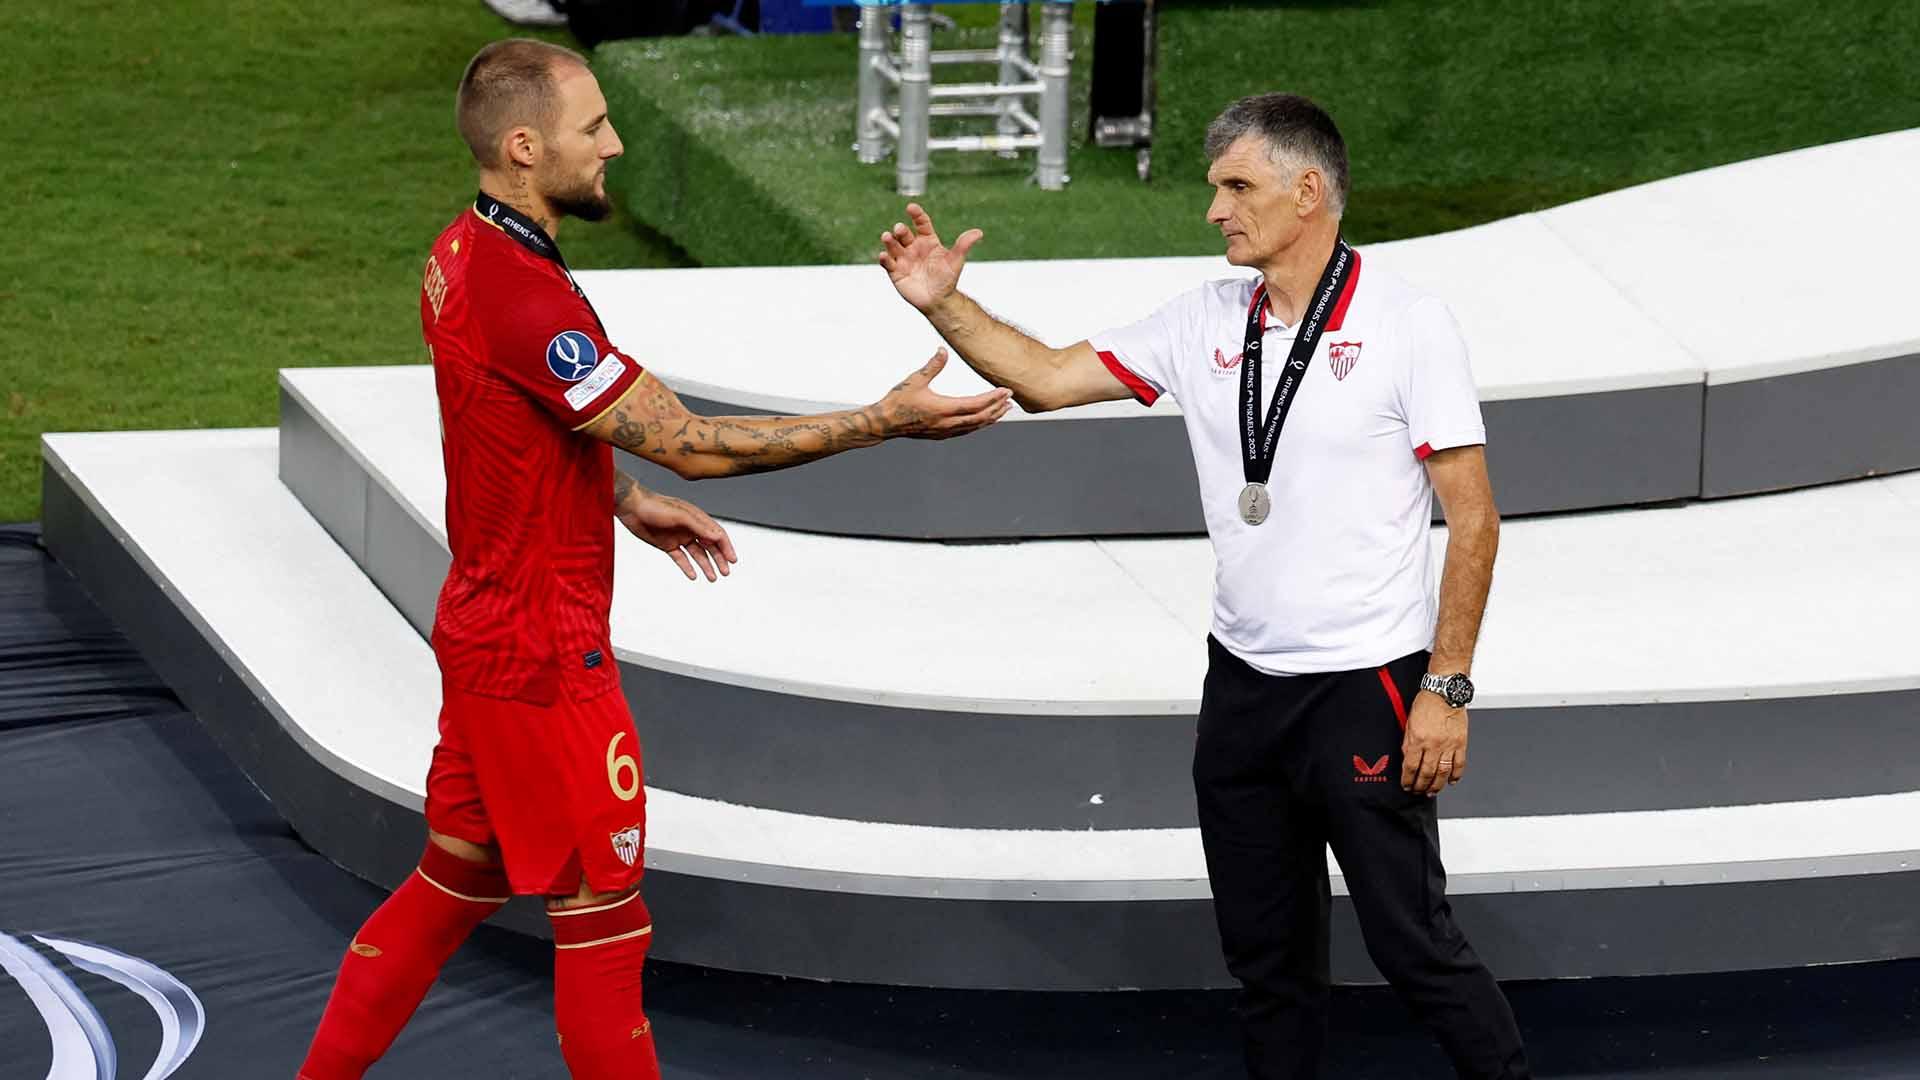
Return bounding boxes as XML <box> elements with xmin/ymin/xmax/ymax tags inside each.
<box><xmin>1420</xmin><ymin>672</ymin><xmax>1474</xmax><ymax>707</ymax></box>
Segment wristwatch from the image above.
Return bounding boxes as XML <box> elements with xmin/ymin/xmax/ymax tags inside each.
<box><xmin>1420</xmin><ymin>672</ymin><xmax>1475</xmax><ymax>709</ymax></box>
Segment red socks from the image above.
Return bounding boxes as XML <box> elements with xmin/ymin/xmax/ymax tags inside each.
<box><xmin>550</xmin><ymin>890</ymin><xmax>659</xmax><ymax>1080</ymax></box>
<box><xmin>298</xmin><ymin>847</ymin><xmax>658</xmax><ymax>1080</ymax></box>
<box><xmin>297</xmin><ymin>843</ymin><xmax>510</xmax><ymax>1080</ymax></box>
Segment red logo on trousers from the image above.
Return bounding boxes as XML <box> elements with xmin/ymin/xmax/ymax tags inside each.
<box><xmin>1353</xmin><ymin>754</ymin><xmax>1390</xmax><ymax>782</ymax></box>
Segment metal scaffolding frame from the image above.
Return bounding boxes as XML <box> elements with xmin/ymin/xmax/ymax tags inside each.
<box><xmin>855</xmin><ymin>1</ymin><xmax>1074</xmax><ymax>196</ymax></box>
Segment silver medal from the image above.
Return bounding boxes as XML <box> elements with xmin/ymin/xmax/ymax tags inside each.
<box><xmin>1238</xmin><ymin>482</ymin><xmax>1272</xmax><ymax>526</ymax></box>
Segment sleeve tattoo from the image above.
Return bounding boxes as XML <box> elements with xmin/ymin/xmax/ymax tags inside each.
<box><xmin>605</xmin><ymin>383</ymin><xmax>895</xmax><ymax>479</ymax></box>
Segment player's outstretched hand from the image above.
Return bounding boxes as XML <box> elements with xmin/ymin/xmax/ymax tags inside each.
<box><xmin>875</xmin><ymin>348</ymin><xmax>1012</xmax><ymax>440</ymax></box>
<box><xmin>878</xmin><ymin>203</ymin><xmax>981</xmax><ymax>314</ymax></box>
<box><xmin>618</xmin><ymin>489</ymin><xmax>738</xmax><ymax>582</ymax></box>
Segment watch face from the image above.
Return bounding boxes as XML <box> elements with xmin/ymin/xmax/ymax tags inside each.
<box><xmin>1445</xmin><ymin>674</ymin><xmax>1474</xmax><ymax>707</ymax></box>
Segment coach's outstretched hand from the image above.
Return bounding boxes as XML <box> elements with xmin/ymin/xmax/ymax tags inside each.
<box><xmin>879</xmin><ymin>203</ymin><xmax>980</xmax><ymax>314</ymax></box>
<box><xmin>617</xmin><ymin>485</ymin><xmax>738</xmax><ymax>582</ymax></box>
<box><xmin>874</xmin><ymin>349</ymin><xmax>1012</xmax><ymax>440</ymax></box>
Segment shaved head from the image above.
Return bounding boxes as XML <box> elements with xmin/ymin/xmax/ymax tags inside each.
<box><xmin>456</xmin><ymin>38</ymin><xmax>589</xmax><ymax>168</ymax></box>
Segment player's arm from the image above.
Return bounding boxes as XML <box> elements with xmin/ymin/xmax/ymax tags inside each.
<box><xmin>612</xmin><ymin>469</ymin><xmax>738</xmax><ymax>582</ymax></box>
<box><xmin>581</xmin><ymin>348</ymin><xmax>1010</xmax><ymax>480</ymax></box>
<box><xmin>879</xmin><ymin>204</ymin><xmax>1134</xmax><ymax>414</ymax></box>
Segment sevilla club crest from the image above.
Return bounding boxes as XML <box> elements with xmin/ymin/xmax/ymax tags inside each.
<box><xmin>1328</xmin><ymin>341</ymin><xmax>1363</xmax><ymax>381</ymax></box>
<box><xmin>610</xmin><ymin>825</ymin><xmax>643</xmax><ymax>867</ymax></box>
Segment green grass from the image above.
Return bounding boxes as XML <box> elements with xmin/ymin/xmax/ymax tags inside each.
<box><xmin>5</xmin><ymin>1</ymin><xmax>1918</xmax><ymax>523</ymax></box>
<box><xmin>602</xmin><ymin>0</ymin><xmax>1920</xmax><ymax>261</ymax></box>
<box><xmin>1155</xmin><ymin>0</ymin><xmax>1920</xmax><ymax>241</ymax></box>
<box><xmin>0</xmin><ymin>0</ymin><xmax>687</xmax><ymax>523</ymax></box>
<box><xmin>599</xmin><ymin>12</ymin><xmax>1181</xmax><ymax>266</ymax></box>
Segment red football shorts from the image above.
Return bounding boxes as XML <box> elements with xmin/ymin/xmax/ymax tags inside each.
<box><xmin>425</xmin><ymin>681</ymin><xmax>649</xmax><ymax>897</ymax></box>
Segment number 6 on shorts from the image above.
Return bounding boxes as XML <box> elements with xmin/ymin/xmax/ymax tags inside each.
<box><xmin>606</xmin><ymin>731</ymin><xmax>641</xmax><ymax>801</ymax></box>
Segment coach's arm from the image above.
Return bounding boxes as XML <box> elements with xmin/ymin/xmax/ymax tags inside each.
<box><xmin>580</xmin><ymin>349</ymin><xmax>1010</xmax><ymax>480</ymax></box>
<box><xmin>879</xmin><ymin>204</ymin><xmax>1136</xmax><ymax>414</ymax></box>
<box><xmin>1400</xmin><ymin>445</ymin><xmax>1499</xmax><ymax>796</ymax></box>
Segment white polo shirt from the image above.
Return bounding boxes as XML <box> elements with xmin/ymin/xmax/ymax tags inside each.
<box><xmin>1089</xmin><ymin>253</ymin><xmax>1486</xmax><ymax>675</ymax></box>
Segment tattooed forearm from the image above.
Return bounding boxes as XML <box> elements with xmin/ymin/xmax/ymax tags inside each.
<box><xmin>613</xmin><ymin>469</ymin><xmax>638</xmax><ymax>512</ymax></box>
<box><xmin>604</xmin><ymin>390</ymin><xmax>889</xmax><ymax>480</ymax></box>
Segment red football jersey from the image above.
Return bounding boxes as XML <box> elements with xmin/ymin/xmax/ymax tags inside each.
<box><xmin>418</xmin><ymin>196</ymin><xmax>648</xmax><ymax>705</ymax></box>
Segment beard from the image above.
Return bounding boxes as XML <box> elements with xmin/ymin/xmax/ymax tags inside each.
<box><xmin>546</xmin><ymin>171</ymin><xmax>613</xmax><ymax>223</ymax></box>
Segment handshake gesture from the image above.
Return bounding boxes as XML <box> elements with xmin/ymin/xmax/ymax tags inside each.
<box><xmin>875</xmin><ymin>348</ymin><xmax>1011</xmax><ymax>440</ymax></box>
<box><xmin>878</xmin><ymin>203</ymin><xmax>982</xmax><ymax>315</ymax></box>
<box><xmin>870</xmin><ymin>201</ymin><xmax>1009</xmax><ymax>438</ymax></box>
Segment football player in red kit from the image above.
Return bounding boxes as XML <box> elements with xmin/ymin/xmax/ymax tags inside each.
<box><xmin>297</xmin><ymin>38</ymin><xmax>1012</xmax><ymax>1080</ymax></box>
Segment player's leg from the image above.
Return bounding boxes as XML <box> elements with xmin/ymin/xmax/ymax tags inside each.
<box><xmin>297</xmin><ymin>698</ymin><xmax>511</xmax><ymax>1080</ymax></box>
<box><xmin>1319</xmin><ymin>653</ymin><xmax>1530</xmax><ymax>1080</ymax></box>
<box><xmin>547</xmin><ymin>879</ymin><xmax>659</xmax><ymax>1080</ymax></box>
<box><xmin>542</xmin><ymin>686</ymin><xmax>658</xmax><ymax>1079</ymax></box>
<box><xmin>296</xmin><ymin>832</ymin><xmax>510</xmax><ymax>1080</ymax></box>
<box><xmin>450</xmin><ymin>680</ymin><xmax>657</xmax><ymax>1078</ymax></box>
<box><xmin>1193</xmin><ymin>636</ymin><xmax>1333</xmax><ymax>1079</ymax></box>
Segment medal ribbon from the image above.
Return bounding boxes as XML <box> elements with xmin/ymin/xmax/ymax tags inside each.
<box><xmin>1240</xmin><ymin>238</ymin><xmax>1354</xmax><ymax>487</ymax></box>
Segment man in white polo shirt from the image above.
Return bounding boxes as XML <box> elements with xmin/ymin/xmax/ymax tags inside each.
<box><xmin>878</xmin><ymin>94</ymin><xmax>1528</xmax><ymax>1078</ymax></box>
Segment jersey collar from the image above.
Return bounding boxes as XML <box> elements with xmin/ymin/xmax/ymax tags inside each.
<box><xmin>472</xmin><ymin>191</ymin><xmax>563</xmax><ymax>265</ymax></box>
<box><xmin>1256</xmin><ymin>249</ymin><xmax>1364</xmax><ymax>336</ymax></box>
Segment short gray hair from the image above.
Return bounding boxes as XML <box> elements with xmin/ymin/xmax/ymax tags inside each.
<box><xmin>1204</xmin><ymin>93</ymin><xmax>1350</xmax><ymax>216</ymax></box>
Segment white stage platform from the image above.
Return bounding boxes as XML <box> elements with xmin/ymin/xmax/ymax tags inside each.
<box><xmin>274</xmin><ymin>363</ymin><xmax>1920</xmax><ymax>835</ymax></box>
<box><xmin>591</xmin><ymin>129</ymin><xmax>1920</xmax><ymax>410</ymax></box>
<box><xmin>564</xmin><ymin>128</ymin><xmax>1920</xmax><ymax>534</ymax></box>
<box><xmin>284</xmin><ymin>365</ymin><xmax>1920</xmax><ymax>713</ymax></box>
<box><xmin>38</xmin><ymin>427</ymin><xmax>1920</xmax><ymax>987</ymax></box>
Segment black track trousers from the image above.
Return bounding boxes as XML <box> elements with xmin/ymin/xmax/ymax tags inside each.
<box><xmin>1193</xmin><ymin>636</ymin><xmax>1531</xmax><ymax>1079</ymax></box>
